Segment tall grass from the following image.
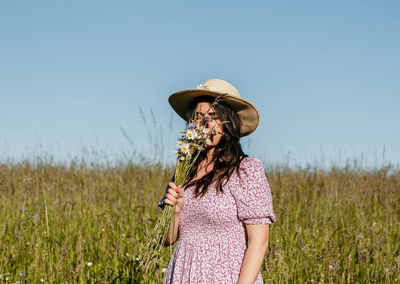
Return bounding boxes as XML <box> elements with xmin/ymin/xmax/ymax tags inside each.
<box><xmin>0</xmin><ymin>157</ymin><xmax>399</xmax><ymax>283</ymax></box>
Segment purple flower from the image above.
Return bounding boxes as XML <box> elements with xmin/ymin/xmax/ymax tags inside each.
<box><xmin>19</xmin><ymin>206</ymin><xmax>24</xmax><ymax>212</ymax></box>
<box><xmin>53</xmin><ymin>200</ymin><xmax>59</xmax><ymax>206</ymax></box>
<box><xmin>19</xmin><ymin>270</ymin><xmax>23</xmax><ymax>276</ymax></box>
<box><xmin>186</xmin><ymin>122</ymin><xmax>196</xmax><ymax>129</ymax></box>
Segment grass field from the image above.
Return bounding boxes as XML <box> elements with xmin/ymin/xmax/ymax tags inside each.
<box><xmin>0</xmin><ymin>158</ymin><xmax>399</xmax><ymax>283</ymax></box>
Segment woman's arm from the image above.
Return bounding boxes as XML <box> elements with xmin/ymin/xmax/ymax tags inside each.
<box><xmin>237</xmin><ymin>224</ymin><xmax>270</xmax><ymax>284</ymax></box>
<box><xmin>163</xmin><ymin>182</ymin><xmax>185</xmax><ymax>246</ymax></box>
<box><xmin>164</xmin><ymin>211</ymin><xmax>180</xmax><ymax>246</ymax></box>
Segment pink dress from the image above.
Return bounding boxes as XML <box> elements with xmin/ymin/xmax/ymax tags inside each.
<box><xmin>163</xmin><ymin>157</ymin><xmax>276</xmax><ymax>284</ymax></box>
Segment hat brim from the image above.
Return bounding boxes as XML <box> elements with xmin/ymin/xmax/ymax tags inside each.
<box><xmin>168</xmin><ymin>89</ymin><xmax>259</xmax><ymax>137</ymax></box>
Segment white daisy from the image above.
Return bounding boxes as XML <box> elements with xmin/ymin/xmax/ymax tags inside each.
<box><xmin>186</xmin><ymin>129</ymin><xmax>195</xmax><ymax>140</ymax></box>
<box><xmin>180</xmin><ymin>143</ymin><xmax>190</xmax><ymax>154</ymax></box>
<box><xmin>196</xmin><ymin>82</ymin><xmax>210</xmax><ymax>90</ymax></box>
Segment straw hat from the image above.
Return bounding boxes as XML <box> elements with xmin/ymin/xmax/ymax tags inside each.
<box><xmin>168</xmin><ymin>79</ymin><xmax>260</xmax><ymax>137</ymax></box>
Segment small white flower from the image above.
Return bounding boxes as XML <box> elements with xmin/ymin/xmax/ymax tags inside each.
<box><xmin>125</xmin><ymin>253</ymin><xmax>130</xmax><ymax>257</ymax></box>
<box><xmin>180</xmin><ymin>143</ymin><xmax>190</xmax><ymax>154</ymax></box>
<box><xmin>329</xmin><ymin>265</ymin><xmax>334</xmax><ymax>270</ymax></box>
<box><xmin>197</xmin><ymin>82</ymin><xmax>210</xmax><ymax>90</ymax></box>
<box><xmin>135</xmin><ymin>257</ymin><xmax>140</xmax><ymax>261</ymax></box>
<box><xmin>5</xmin><ymin>277</ymin><xmax>9</xmax><ymax>281</ymax></box>
<box><xmin>161</xmin><ymin>268</ymin><xmax>167</xmax><ymax>273</ymax></box>
<box><xmin>186</xmin><ymin>129</ymin><xmax>195</xmax><ymax>140</ymax></box>
<box><xmin>40</xmin><ymin>279</ymin><xmax>45</xmax><ymax>283</ymax></box>
<box><xmin>87</xmin><ymin>262</ymin><xmax>93</xmax><ymax>267</ymax></box>
<box><xmin>180</xmin><ymin>156</ymin><xmax>185</xmax><ymax>161</ymax></box>
<box><xmin>205</xmin><ymin>138</ymin><xmax>212</xmax><ymax>145</ymax></box>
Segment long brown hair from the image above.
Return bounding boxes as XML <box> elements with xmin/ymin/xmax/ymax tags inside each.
<box><xmin>183</xmin><ymin>96</ymin><xmax>247</xmax><ymax>197</ymax></box>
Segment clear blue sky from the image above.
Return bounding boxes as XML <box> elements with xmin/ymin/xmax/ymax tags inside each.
<box><xmin>1</xmin><ymin>1</ymin><xmax>399</xmax><ymax>168</ymax></box>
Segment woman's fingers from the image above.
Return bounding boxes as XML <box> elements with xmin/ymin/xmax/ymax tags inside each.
<box><xmin>169</xmin><ymin>182</ymin><xmax>182</xmax><ymax>193</ymax></box>
<box><xmin>177</xmin><ymin>185</ymin><xmax>184</xmax><ymax>197</ymax></box>
<box><xmin>164</xmin><ymin>198</ymin><xmax>175</xmax><ymax>206</ymax></box>
<box><xmin>165</xmin><ymin>189</ymin><xmax>179</xmax><ymax>205</ymax></box>
<box><xmin>164</xmin><ymin>183</ymin><xmax>183</xmax><ymax>206</ymax></box>
<box><xmin>167</xmin><ymin>188</ymin><xmax>178</xmax><ymax>198</ymax></box>
<box><xmin>168</xmin><ymin>182</ymin><xmax>177</xmax><ymax>190</ymax></box>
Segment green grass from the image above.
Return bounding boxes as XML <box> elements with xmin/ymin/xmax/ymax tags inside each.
<box><xmin>0</xmin><ymin>160</ymin><xmax>399</xmax><ymax>283</ymax></box>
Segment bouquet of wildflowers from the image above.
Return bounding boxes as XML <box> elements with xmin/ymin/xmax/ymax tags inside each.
<box><xmin>173</xmin><ymin>119</ymin><xmax>214</xmax><ymax>185</ymax></box>
<box><xmin>138</xmin><ymin>117</ymin><xmax>216</xmax><ymax>272</ymax></box>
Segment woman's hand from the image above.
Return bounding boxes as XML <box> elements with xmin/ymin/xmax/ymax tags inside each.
<box><xmin>164</xmin><ymin>182</ymin><xmax>185</xmax><ymax>215</ymax></box>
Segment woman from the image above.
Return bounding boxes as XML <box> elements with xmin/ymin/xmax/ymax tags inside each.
<box><xmin>159</xmin><ymin>79</ymin><xmax>275</xmax><ymax>284</ymax></box>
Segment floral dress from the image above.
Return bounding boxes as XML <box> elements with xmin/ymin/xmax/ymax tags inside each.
<box><xmin>159</xmin><ymin>157</ymin><xmax>276</xmax><ymax>284</ymax></box>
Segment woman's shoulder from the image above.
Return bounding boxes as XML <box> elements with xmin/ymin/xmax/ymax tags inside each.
<box><xmin>233</xmin><ymin>156</ymin><xmax>266</xmax><ymax>181</ymax></box>
<box><xmin>239</xmin><ymin>156</ymin><xmax>264</xmax><ymax>171</ymax></box>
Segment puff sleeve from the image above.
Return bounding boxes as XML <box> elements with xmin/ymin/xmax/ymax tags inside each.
<box><xmin>231</xmin><ymin>157</ymin><xmax>276</xmax><ymax>225</ymax></box>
